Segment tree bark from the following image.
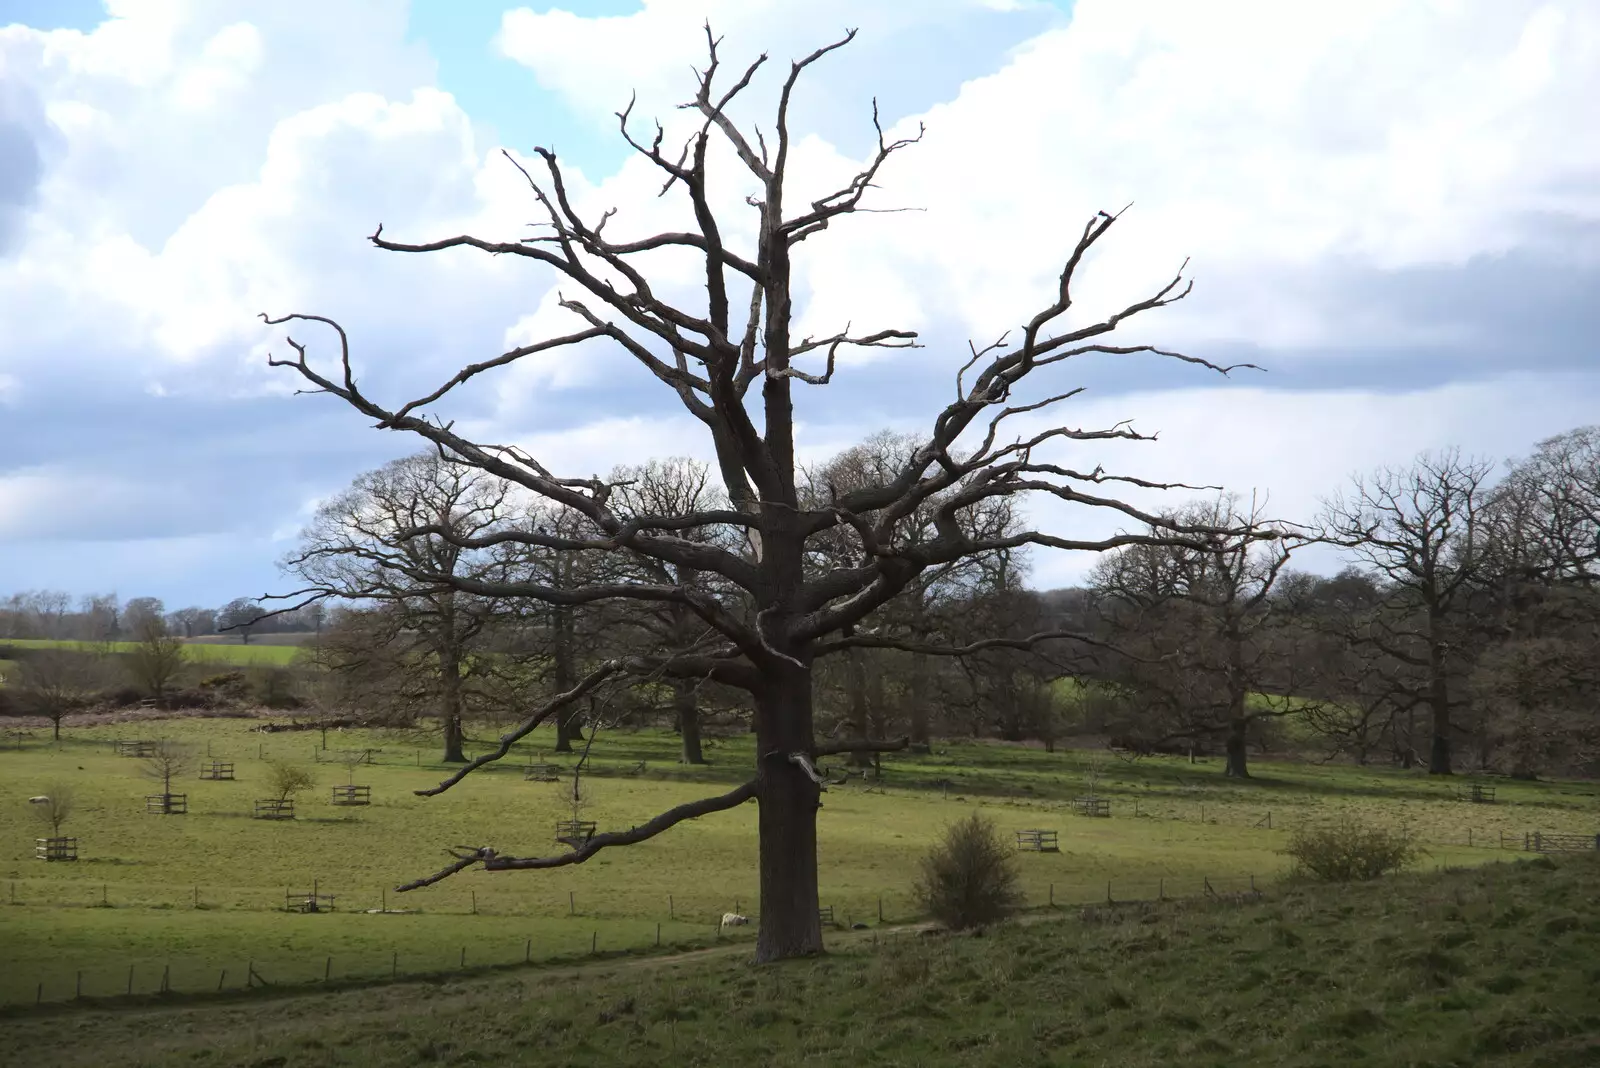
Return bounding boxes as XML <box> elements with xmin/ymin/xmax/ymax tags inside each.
<box><xmin>439</xmin><ymin>646</ymin><xmax>466</xmax><ymax>764</ymax></box>
<box><xmin>674</xmin><ymin>679</ymin><xmax>706</xmax><ymax>764</ymax></box>
<box><xmin>844</xmin><ymin>643</ymin><xmax>873</xmax><ymax>768</ymax></box>
<box><xmin>552</xmin><ymin>604</ymin><xmax>579</xmax><ymax>753</ymax></box>
<box><xmin>754</xmin><ymin>667</ymin><xmax>823</xmax><ymax>964</ymax></box>
<box><xmin>1224</xmin><ymin>719</ymin><xmax>1250</xmax><ymax>778</ymax></box>
<box><xmin>1427</xmin><ymin>636</ymin><xmax>1453</xmax><ymax>775</ymax></box>
<box><xmin>907</xmin><ymin>651</ymin><xmax>930</xmax><ymax>745</ymax></box>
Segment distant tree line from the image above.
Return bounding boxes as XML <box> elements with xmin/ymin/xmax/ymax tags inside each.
<box><xmin>257</xmin><ymin>424</ymin><xmax>1596</xmax><ymax>782</ymax></box>
<box><xmin>0</xmin><ymin>592</ymin><xmax>326</xmax><ymax>643</ymax></box>
<box><xmin>3</xmin><ymin>427</ymin><xmax>1593</xmax><ymax>783</ymax></box>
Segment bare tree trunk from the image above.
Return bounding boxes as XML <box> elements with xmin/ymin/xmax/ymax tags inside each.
<box><xmin>1224</xmin><ymin>719</ymin><xmax>1250</xmax><ymax>778</ymax></box>
<box><xmin>907</xmin><ymin>652</ymin><xmax>930</xmax><ymax>745</ymax></box>
<box><xmin>754</xmin><ymin>666</ymin><xmax>823</xmax><ymax>964</ymax></box>
<box><xmin>1428</xmin><ymin>651</ymin><xmax>1453</xmax><ymax>775</ymax></box>
<box><xmin>439</xmin><ymin>646</ymin><xmax>466</xmax><ymax>764</ymax></box>
<box><xmin>552</xmin><ymin>604</ymin><xmax>579</xmax><ymax>753</ymax></box>
<box><xmin>1426</xmin><ymin>611</ymin><xmax>1453</xmax><ymax>773</ymax></box>
<box><xmin>674</xmin><ymin>679</ymin><xmax>706</xmax><ymax>764</ymax></box>
<box><xmin>844</xmin><ymin>642</ymin><xmax>873</xmax><ymax>768</ymax></box>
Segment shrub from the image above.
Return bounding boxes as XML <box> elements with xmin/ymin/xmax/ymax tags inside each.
<box><xmin>198</xmin><ymin>671</ymin><xmax>250</xmax><ymax>700</ymax></box>
<box><xmin>251</xmin><ymin>667</ymin><xmax>304</xmax><ymax>709</ymax></box>
<box><xmin>914</xmin><ymin>813</ymin><xmax>1024</xmax><ymax>930</ymax></box>
<box><xmin>1285</xmin><ymin>818</ymin><xmax>1421</xmax><ymax>882</ymax></box>
<box><xmin>266</xmin><ymin>761</ymin><xmax>315</xmax><ymax>803</ymax></box>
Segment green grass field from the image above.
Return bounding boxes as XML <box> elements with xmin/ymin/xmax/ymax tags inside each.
<box><xmin>1</xmin><ymin>719</ymin><xmax>1596</xmax><ymax>1013</ymax></box>
<box><xmin>0</xmin><ymin>638</ymin><xmax>302</xmax><ymax>667</ymax></box>
<box><xmin>2</xmin><ymin>855</ymin><xmax>1595</xmax><ymax>1067</ymax></box>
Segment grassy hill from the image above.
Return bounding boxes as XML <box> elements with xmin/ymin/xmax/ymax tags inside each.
<box><xmin>1</xmin><ymin>720</ymin><xmax>1595</xmax><ymax>1014</ymax></box>
<box><xmin>1</xmin><ymin>854</ymin><xmax>1594</xmax><ymax>1067</ymax></box>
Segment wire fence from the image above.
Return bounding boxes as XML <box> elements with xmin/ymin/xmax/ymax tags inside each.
<box><xmin>1</xmin><ymin>873</ymin><xmax>1279</xmax><ymax>1010</ymax></box>
<box><xmin>4</xmin><ymin>733</ymin><xmax>1594</xmax><ymax>1010</ymax></box>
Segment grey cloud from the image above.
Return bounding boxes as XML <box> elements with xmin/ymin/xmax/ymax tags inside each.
<box><xmin>0</xmin><ymin>77</ymin><xmax>54</xmax><ymax>254</ymax></box>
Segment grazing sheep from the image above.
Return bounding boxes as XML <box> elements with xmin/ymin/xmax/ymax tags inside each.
<box><xmin>27</xmin><ymin>796</ymin><xmax>50</xmax><ymax>804</ymax></box>
<box><xmin>721</xmin><ymin>913</ymin><xmax>749</xmax><ymax>928</ymax></box>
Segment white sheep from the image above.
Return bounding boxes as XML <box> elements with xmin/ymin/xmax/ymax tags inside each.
<box><xmin>721</xmin><ymin>912</ymin><xmax>749</xmax><ymax>928</ymax></box>
<box><xmin>27</xmin><ymin>796</ymin><xmax>50</xmax><ymax>804</ymax></box>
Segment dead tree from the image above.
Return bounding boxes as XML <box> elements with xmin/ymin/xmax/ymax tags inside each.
<box><xmin>259</xmin><ymin>26</ymin><xmax>1270</xmax><ymax>962</ymax></box>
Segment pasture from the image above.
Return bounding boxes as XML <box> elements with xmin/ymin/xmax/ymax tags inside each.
<box><xmin>1</xmin><ymin>718</ymin><xmax>1597</xmax><ymax>1011</ymax></box>
<box><xmin>2</xmin><ymin>854</ymin><xmax>1595</xmax><ymax>1067</ymax></box>
<box><xmin>0</xmin><ymin>638</ymin><xmax>301</xmax><ymax>667</ymax></box>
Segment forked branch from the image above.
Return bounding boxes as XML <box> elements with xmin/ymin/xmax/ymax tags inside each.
<box><xmin>394</xmin><ymin>779</ymin><xmax>759</xmax><ymax>890</ymax></box>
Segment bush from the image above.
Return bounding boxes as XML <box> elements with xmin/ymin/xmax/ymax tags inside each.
<box><xmin>251</xmin><ymin>667</ymin><xmax>304</xmax><ymax>709</ymax></box>
<box><xmin>266</xmin><ymin>762</ymin><xmax>315</xmax><ymax>803</ymax></box>
<box><xmin>914</xmin><ymin>813</ymin><xmax>1024</xmax><ymax>930</ymax></box>
<box><xmin>198</xmin><ymin>671</ymin><xmax>250</xmax><ymax>700</ymax></box>
<box><xmin>1285</xmin><ymin>818</ymin><xmax>1422</xmax><ymax>882</ymax></box>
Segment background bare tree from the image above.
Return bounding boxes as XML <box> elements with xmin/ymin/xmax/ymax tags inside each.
<box><xmin>801</xmin><ymin>430</ymin><xmax>1018</xmax><ymax>752</ymax></box>
<box><xmin>261</xmin><ymin>26</ymin><xmax>1268</xmax><ymax>961</ymax></box>
<box><xmin>1318</xmin><ymin>450</ymin><xmax>1491</xmax><ymax>774</ymax></box>
<box><xmin>217</xmin><ymin>598</ymin><xmax>265</xmax><ymax>644</ymax></box>
<box><xmin>602</xmin><ymin>457</ymin><xmax>740</xmax><ymax>764</ymax></box>
<box><xmin>125</xmin><ymin>616</ymin><xmax>188</xmax><ymax>703</ymax></box>
<box><xmin>165</xmin><ymin>606</ymin><xmax>216</xmax><ymax>639</ymax></box>
<box><xmin>280</xmin><ymin>452</ymin><xmax>519</xmax><ymax>763</ymax></box>
<box><xmin>121</xmin><ymin>597</ymin><xmax>165</xmax><ymax>634</ymax></box>
<box><xmin>489</xmin><ymin>503</ymin><xmax>615</xmax><ymax>754</ymax></box>
<box><xmin>1090</xmin><ymin>494</ymin><xmax>1305</xmax><ymax>777</ymax></box>
<box><xmin>15</xmin><ymin>648</ymin><xmax>106</xmax><ymax>740</ymax></box>
<box><xmin>1461</xmin><ymin>425</ymin><xmax>1600</xmax><ymax>776</ymax></box>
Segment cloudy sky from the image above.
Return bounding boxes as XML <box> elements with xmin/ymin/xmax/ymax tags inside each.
<box><xmin>0</xmin><ymin>0</ymin><xmax>1596</xmax><ymax>611</ymax></box>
